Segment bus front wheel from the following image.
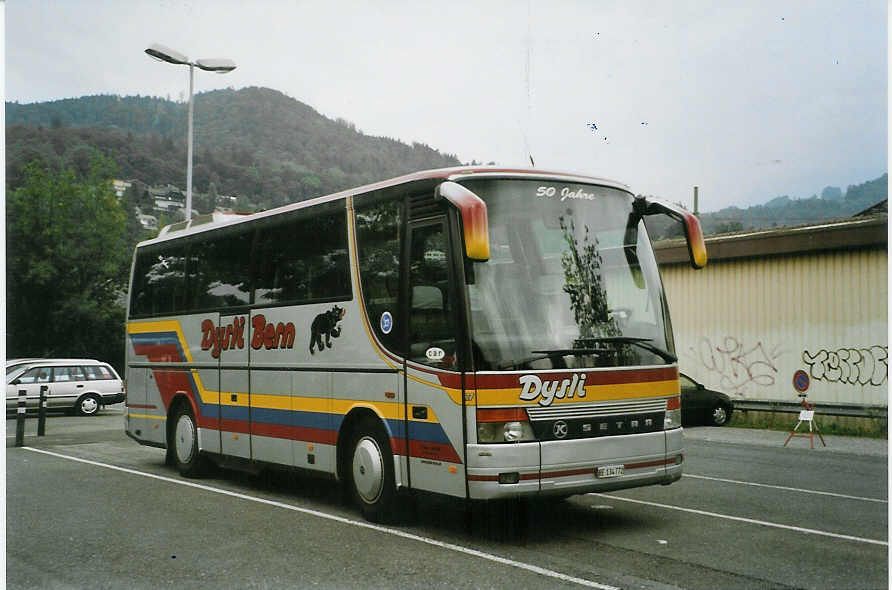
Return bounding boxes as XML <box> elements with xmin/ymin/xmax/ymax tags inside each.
<box><xmin>348</xmin><ymin>417</ymin><xmax>397</xmax><ymax>523</ymax></box>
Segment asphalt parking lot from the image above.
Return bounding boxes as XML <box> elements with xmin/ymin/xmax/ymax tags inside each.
<box><xmin>6</xmin><ymin>408</ymin><xmax>888</xmax><ymax>589</ymax></box>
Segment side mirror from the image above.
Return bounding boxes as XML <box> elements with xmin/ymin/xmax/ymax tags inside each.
<box><xmin>435</xmin><ymin>182</ymin><xmax>490</xmax><ymax>262</ymax></box>
<box><xmin>635</xmin><ymin>196</ymin><xmax>707</xmax><ymax>269</ymax></box>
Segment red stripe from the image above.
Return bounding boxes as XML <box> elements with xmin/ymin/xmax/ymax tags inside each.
<box><xmin>468</xmin><ymin>367</ymin><xmax>678</xmax><ymax>390</ymax></box>
<box><xmin>132</xmin><ymin>342</ymin><xmax>183</xmax><ymax>363</ymax></box>
<box><xmin>218</xmin><ymin>418</ymin><xmax>251</xmax><ymax>434</ymax></box>
<box><xmin>249</xmin><ymin>422</ymin><xmax>339</xmax><ymax>445</ymax></box>
<box><xmin>467</xmin><ymin>474</ymin><xmax>499</xmax><ymax>482</ymax></box>
<box><xmin>625</xmin><ymin>457</ymin><xmax>680</xmax><ymax>470</ymax></box>
<box><xmin>477</xmin><ymin>407</ymin><xmax>529</xmax><ymax>422</ymax></box>
<box><xmin>390</xmin><ymin>437</ymin><xmax>407</xmax><ymax>456</ymax></box>
<box><xmin>126</xmin><ymin>403</ymin><xmax>157</xmax><ymax>409</ymax></box>
<box><xmin>408</xmin><ymin>440</ymin><xmax>463</xmax><ymax>463</ymax></box>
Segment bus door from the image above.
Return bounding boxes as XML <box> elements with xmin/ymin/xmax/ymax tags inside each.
<box><xmin>218</xmin><ymin>312</ymin><xmax>251</xmax><ymax>459</ymax></box>
<box><xmin>404</xmin><ymin>217</ymin><xmax>467</xmax><ymax>497</ymax></box>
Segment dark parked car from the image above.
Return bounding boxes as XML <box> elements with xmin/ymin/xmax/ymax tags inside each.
<box><xmin>680</xmin><ymin>373</ymin><xmax>733</xmax><ymax>426</ymax></box>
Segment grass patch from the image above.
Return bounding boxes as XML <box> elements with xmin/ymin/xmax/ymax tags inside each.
<box><xmin>729</xmin><ymin>410</ymin><xmax>887</xmax><ymax>439</ymax></box>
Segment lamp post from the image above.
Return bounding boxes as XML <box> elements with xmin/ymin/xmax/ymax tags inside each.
<box><xmin>145</xmin><ymin>43</ymin><xmax>236</xmax><ymax>220</ymax></box>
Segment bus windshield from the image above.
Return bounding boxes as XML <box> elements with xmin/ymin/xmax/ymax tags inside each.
<box><xmin>459</xmin><ymin>178</ymin><xmax>675</xmax><ymax>371</ymax></box>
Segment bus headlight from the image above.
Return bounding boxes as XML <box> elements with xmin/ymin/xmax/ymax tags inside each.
<box><xmin>476</xmin><ymin>408</ymin><xmax>536</xmax><ymax>443</ymax></box>
<box><xmin>504</xmin><ymin>421</ymin><xmax>535</xmax><ymax>442</ymax></box>
<box><xmin>476</xmin><ymin>421</ymin><xmax>536</xmax><ymax>443</ymax></box>
<box><xmin>664</xmin><ymin>396</ymin><xmax>681</xmax><ymax>430</ymax></box>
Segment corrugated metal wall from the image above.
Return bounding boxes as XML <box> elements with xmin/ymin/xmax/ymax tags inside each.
<box><xmin>661</xmin><ymin>248</ymin><xmax>888</xmax><ymax>406</ymax></box>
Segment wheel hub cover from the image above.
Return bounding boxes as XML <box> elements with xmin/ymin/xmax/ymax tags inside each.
<box><xmin>175</xmin><ymin>415</ymin><xmax>195</xmax><ymax>463</ymax></box>
<box><xmin>352</xmin><ymin>437</ymin><xmax>384</xmax><ymax>503</ymax></box>
<box><xmin>81</xmin><ymin>397</ymin><xmax>98</xmax><ymax>414</ymax></box>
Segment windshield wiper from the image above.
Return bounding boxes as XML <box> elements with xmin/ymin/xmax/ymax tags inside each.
<box><xmin>575</xmin><ymin>337</ymin><xmax>677</xmax><ymax>364</ymax></box>
<box><xmin>498</xmin><ymin>348</ymin><xmax>602</xmax><ymax>371</ymax></box>
<box><xmin>497</xmin><ymin>339</ymin><xmax>676</xmax><ymax>370</ymax></box>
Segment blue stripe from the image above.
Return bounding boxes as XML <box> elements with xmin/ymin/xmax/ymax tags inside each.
<box><xmin>408</xmin><ymin>420</ymin><xmax>451</xmax><ymax>444</ymax></box>
<box><xmin>250</xmin><ymin>407</ymin><xmax>332</xmax><ymax>430</ymax></box>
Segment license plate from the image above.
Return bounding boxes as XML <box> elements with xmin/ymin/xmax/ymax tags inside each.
<box><xmin>596</xmin><ymin>465</ymin><xmax>624</xmax><ymax>478</ymax></box>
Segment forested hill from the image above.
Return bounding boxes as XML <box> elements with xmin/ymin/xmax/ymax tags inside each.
<box><xmin>6</xmin><ymin>87</ymin><xmax>461</xmax><ymax>210</ymax></box>
<box><xmin>643</xmin><ymin>172</ymin><xmax>888</xmax><ymax>239</ymax></box>
<box><xmin>6</xmin><ymin>89</ymin><xmax>886</xmax><ymax>227</ymax></box>
<box><xmin>698</xmin><ymin>173</ymin><xmax>889</xmax><ymax>234</ymax></box>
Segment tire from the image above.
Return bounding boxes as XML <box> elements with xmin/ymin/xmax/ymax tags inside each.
<box><xmin>709</xmin><ymin>403</ymin><xmax>732</xmax><ymax>426</ymax></box>
<box><xmin>171</xmin><ymin>404</ymin><xmax>204</xmax><ymax>477</ymax></box>
<box><xmin>76</xmin><ymin>394</ymin><xmax>101</xmax><ymax>416</ymax></box>
<box><xmin>347</xmin><ymin>417</ymin><xmax>397</xmax><ymax>523</ymax></box>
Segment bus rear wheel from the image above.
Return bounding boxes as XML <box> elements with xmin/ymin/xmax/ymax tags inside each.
<box><xmin>348</xmin><ymin>417</ymin><xmax>397</xmax><ymax>523</ymax></box>
<box><xmin>171</xmin><ymin>403</ymin><xmax>204</xmax><ymax>477</ymax></box>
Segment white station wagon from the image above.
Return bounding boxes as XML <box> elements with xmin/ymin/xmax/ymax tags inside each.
<box><xmin>6</xmin><ymin>359</ymin><xmax>125</xmax><ymax>416</ymax></box>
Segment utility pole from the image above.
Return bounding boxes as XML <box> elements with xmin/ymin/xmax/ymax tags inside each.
<box><xmin>693</xmin><ymin>186</ymin><xmax>699</xmax><ymax>216</ymax></box>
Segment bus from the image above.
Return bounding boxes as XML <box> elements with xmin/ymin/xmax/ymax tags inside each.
<box><xmin>125</xmin><ymin>166</ymin><xmax>707</xmax><ymax>522</ymax></box>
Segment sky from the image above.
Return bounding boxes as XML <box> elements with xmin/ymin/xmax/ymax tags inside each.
<box><xmin>4</xmin><ymin>0</ymin><xmax>888</xmax><ymax>212</ymax></box>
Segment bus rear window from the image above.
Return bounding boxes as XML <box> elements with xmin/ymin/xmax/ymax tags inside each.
<box><xmin>130</xmin><ymin>244</ymin><xmax>187</xmax><ymax>316</ymax></box>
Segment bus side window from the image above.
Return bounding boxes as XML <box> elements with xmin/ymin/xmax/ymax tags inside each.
<box><xmin>253</xmin><ymin>210</ymin><xmax>351</xmax><ymax>306</ymax></box>
<box><xmin>188</xmin><ymin>228</ymin><xmax>253</xmax><ymax>310</ymax></box>
<box><xmin>355</xmin><ymin>198</ymin><xmax>404</xmax><ymax>353</ymax></box>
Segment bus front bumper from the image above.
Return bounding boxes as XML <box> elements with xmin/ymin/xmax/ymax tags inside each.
<box><xmin>466</xmin><ymin>428</ymin><xmax>683</xmax><ymax>500</ymax></box>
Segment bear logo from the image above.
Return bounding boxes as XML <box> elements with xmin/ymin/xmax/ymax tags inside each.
<box><xmin>309</xmin><ymin>306</ymin><xmax>345</xmax><ymax>354</ymax></box>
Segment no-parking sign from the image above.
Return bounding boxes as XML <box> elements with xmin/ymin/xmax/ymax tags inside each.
<box><xmin>793</xmin><ymin>369</ymin><xmax>810</xmax><ymax>393</ymax></box>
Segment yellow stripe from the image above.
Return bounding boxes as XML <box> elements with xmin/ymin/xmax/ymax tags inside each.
<box><xmin>476</xmin><ymin>379</ymin><xmax>680</xmax><ymax>406</ymax></box>
<box><xmin>335</xmin><ymin>400</ymin><xmax>402</xmax><ymax>421</ymax></box>
<box><xmin>128</xmin><ymin>413</ymin><xmax>166</xmax><ymax>421</ymax></box>
<box><xmin>157</xmin><ymin>391</ymin><xmax>439</xmax><ymax>424</ymax></box>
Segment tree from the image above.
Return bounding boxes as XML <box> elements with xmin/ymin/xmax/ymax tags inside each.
<box><xmin>208</xmin><ymin>181</ymin><xmax>219</xmax><ymax>207</ymax></box>
<box><xmin>559</xmin><ymin>217</ymin><xmax>619</xmax><ymax>341</ymax></box>
<box><xmin>6</xmin><ymin>157</ymin><xmax>131</xmax><ymax>370</ymax></box>
<box><xmin>820</xmin><ymin>186</ymin><xmax>843</xmax><ymax>201</ymax></box>
<box><xmin>714</xmin><ymin>221</ymin><xmax>744</xmax><ymax>234</ymax></box>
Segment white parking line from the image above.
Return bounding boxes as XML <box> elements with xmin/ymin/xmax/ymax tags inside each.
<box><xmin>588</xmin><ymin>493</ymin><xmax>888</xmax><ymax>547</ymax></box>
<box><xmin>20</xmin><ymin>447</ymin><xmax>617</xmax><ymax>590</ymax></box>
<box><xmin>684</xmin><ymin>473</ymin><xmax>887</xmax><ymax>504</ymax></box>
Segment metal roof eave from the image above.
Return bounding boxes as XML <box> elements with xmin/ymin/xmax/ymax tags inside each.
<box><xmin>653</xmin><ymin>215</ymin><xmax>888</xmax><ymax>264</ymax></box>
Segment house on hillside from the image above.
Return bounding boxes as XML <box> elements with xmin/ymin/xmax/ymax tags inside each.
<box><xmin>216</xmin><ymin>194</ymin><xmax>238</xmax><ymax>209</ymax></box>
<box><xmin>150</xmin><ymin>184</ymin><xmax>186</xmax><ymax>213</ymax></box>
<box><xmin>112</xmin><ymin>179</ymin><xmax>132</xmax><ymax>198</ymax></box>
<box><xmin>134</xmin><ymin>208</ymin><xmax>158</xmax><ymax>231</ymax></box>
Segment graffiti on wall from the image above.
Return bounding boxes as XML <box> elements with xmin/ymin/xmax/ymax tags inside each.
<box><xmin>690</xmin><ymin>336</ymin><xmax>784</xmax><ymax>395</ymax></box>
<box><xmin>801</xmin><ymin>346</ymin><xmax>888</xmax><ymax>387</ymax></box>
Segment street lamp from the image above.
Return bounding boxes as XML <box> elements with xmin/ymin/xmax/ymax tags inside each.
<box><xmin>145</xmin><ymin>43</ymin><xmax>236</xmax><ymax>220</ymax></box>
